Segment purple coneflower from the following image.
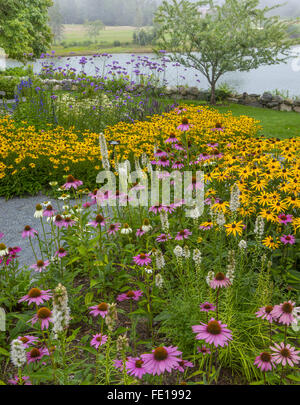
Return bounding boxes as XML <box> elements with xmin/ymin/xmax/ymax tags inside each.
<box><xmin>175</xmin><ymin>229</ymin><xmax>192</xmax><ymax>241</ymax></box>
<box><xmin>107</xmin><ymin>223</ymin><xmax>121</xmax><ymax>235</ymax></box>
<box><xmin>27</xmin><ymin>347</ymin><xmax>49</xmax><ymax>363</ymax></box>
<box><xmin>19</xmin><ymin>288</ymin><xmax>52</xmax><ymax>306</ymax></box>
<box><xmin>177</xmin><ymin>117</ymin><xmax>191</xmax><ymax>131</ymax></box>
<box><xmin>174</xmin><ymin>359</ymin><xmax>194</xmax><ymax>372</ymax></box>
<box><xmin>117</xmin><ymin>290</ymin><xmax>143</xmax><ymax>302</ymax></box>
<box><xmin>30</xmin><ymin>260</ymin><xmax>50</xmax><ymax>273</ymax></box>
<box><xmin>197</xmin><ymin>345</ymin><xmax>211</xmax><ymax>355</ymax></box>
<box><xmin>22</xmin><ymin>225</ymin><xmax>38</xmax><ymax>239</ymax></box>
<box><xmin>43</xmin><ymin>205</ymin><xmax>56</xmax><ymax>217</ymax></box>
<box><xmin>156</xmin><ymin>233</ymin><xmax>172</xmax><ymax>243</ymax></box>
<box><xmin>90</xmin><ymin>333</ymin><xmax>108</xmax><ymax>349</ymax></box>
<box><xmin>88</xmin><ymin>214</ymin><xmax>106</xmax><ymax>228</ymax></box>
<box><xmin>254</xmin><ymin>352</ymin><xmax>275</xmax><ymax>372</ymax></box>
<box><xmin>63</xmin><ymin>175</ymin><xmax>83</xmax><ymax>190</ymax></box>
<box><xmin>126</xmin><ymin>357</ymin><xmax>148</xmax><ymax>379</ymax></box>
<box><xmin>89</xmin><ymin>302</ymin><xmax>109</xmax><ymax>318</ymax></box>
<box><xmin>62</xmin><ymin>217</ymin><xmax>76</xmax><ymax>228</ymax></box>
<box><xmin>209</xmin><ymin>272</ymin><xmax>231</xmax><ymax>289</ymax></box>
<box><xmin>270</xmin><ymin>342</ymin><xmax>300</xmax><ymax>367</ymax></box>
<box><xmin>192</xmin><ymin>318</ymin><xmax>233</xmax><ymax>347</ymax></box>
<box><xmin>54</xmin><ymin>214</ymin><xmax>65</xmax><ymax>228</ymax></box>
<box><xmin>271</xmin><ymin>300</ymin><xmax>299</xmax><ymax>325</ymax></box>
<box><xmin>165</xmin><ymin>133</ymin><xmax>179</xmax><ymax>143</ymax></box>
<box><xmin>133</xmin><ymin>253</ymin><xmax>152</xmax><ymax>266</ymax></box>
<box><xmin>55</xmin><ymin>247</ymin><xmax>68</xmax><ymax>258</ymax></box>
<box><xmin>18</xmin><ymin>335</ymin><xmax>39</xmax><ymax>348</ymax></box>
<box><xmin>141</xmin><ymin>346</ymin><xmax>182</xmax><ymax>376</ymax></box>
<box><xmin>255</xmin><ymin>305</ymin><xmax>274</xmax><ymax>323</ymax></box>
<box><xmin>172</xmin><ymin>160</ymin><xmax>184</xmax><ymax>169</ymax></box>
<box><xmin>31</xmin><ymin>307</ymin><xmax>53</xmax><ymax>330</ymax></box>
<box><xmin>8</xmin><ymin>376</ymin><xmax>32</xmax><ymax>385</ymax></box>
<box><xmin>157</xmin><ymin>156</ymin><xmax>170</xmax><ymax>167</ymax></box>
<box><xmin>136</xmin><ymin>228</ymin><xmax>145</xmax><ymax>237</ymax></box>
<box><xmin>200</xmin><ymin>302</ymin><xmax>216</xmax><ymax>313</ymax></box>
<box><xmin>278</xmin><ymin>213</ymin><xmax>293</xmax><ymax>225</ymax></box>
<box><xmin>280</xmin><ymin>234</ymin><xmax>295</xmax><ymax>245</ymax></box>
<box><xmin>149</xmin><ymin>204</ymin><xmax>164</xmax><ymax>214</ymax></box>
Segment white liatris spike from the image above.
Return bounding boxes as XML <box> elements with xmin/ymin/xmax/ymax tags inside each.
<box><xmin>160</xmin><ymin>210</ymin><xmax>169</xmax><ymax>233</ymax></box>
<box><xmin>183</xmin><ymin>245</ymin><xmax>191</xmax><ymax>259</ymax></box>
<box><xmin>99</xmin><ymin>133</ymin><xmax>110</xmax><ymax>171</ymax></box>
<box><xmin>206</xmin><ymin>270</ymin><xmax>215</xmax><ymax>286</ymax></box>
<box><xmin>105</xmin><ymin>303</ymin><xmax>118</xmax><ymax>331</ymax></box>
<box><xmin>193</xmin><ymin>248</ymin><xmax>202</xmax><ymax>272</ymax></box>
<box><xmin>229</xmin><ymin>183</ymin><xmax>240</xmax><ymax>212</ymax></box>
<box><xmin>226</xmin><ymin>250</ymin><xmax>236</xmax><ymax>283</ymax></box>
<box><xmin>216</xmin><ymin>211</ymin><xmax>225</xmax><ymax>226</ymax></box>
<box><xmin>173</xmin><ymin>245</ymin><xmax>183</xmax><ymax>258</ymax></box>
<box><xmin>116</xmin><ymin>334</ymin><xmax>129</xmax><ymax>353</ymax></box>
<box><xmin>238</xmin><ymin>239</ymin><xmax>247</xmax><ymax>250</ymax></box>
<box><xmin>10</xmin><ymin>339</ymin><xmax>26</xmax><ymax>368</ymax></box>
<box><xmin>52</xmin><ymin>284</ymin><xmax>70</xmax><ymax>336</ymax></box>
<box><xmin>155</xmin><ymin>273</ymin><xmax>164</xmax><ymax>289</ymax></box>
<box><xmin>254</xmin><ymin>216</ymin><xmax>265</xmax><ymax>239</ymax></box>
<box><xmin>156</xmin><ymin>250</ymin><xmax>165</xmax><ymax>270</ymax></box>
<box><xmin>141</xmin><ymin>153</ymin><xmax>149</xmax><ymax>167</ymax></box>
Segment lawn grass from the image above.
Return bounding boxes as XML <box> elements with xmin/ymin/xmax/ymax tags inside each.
<box><xmin>51</xmin><ymin>24</ymin><xmax>153</xmax><ymax>55</ymax></box>
<box><xmin>174</xmin><ymin>100</ymin><xmax>300</xmax><ymax>139</ymax></box>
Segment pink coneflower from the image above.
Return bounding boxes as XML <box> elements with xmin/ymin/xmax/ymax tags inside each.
<box><xmin>280</xmin><ymin>234</ymin><xmax>295</xmax><ymax>245</ymax></box>
<box><xmin>90</xmin><ymin>333</ymin><xmax>108</xmax><ymax>349</ymax></box>
<box><xmin>89</xmin><ymin>302</ymin><xmax>109</xmax><ymax>318</ymax></box>
<box><xmin>31</xmin><ymin>307</ymin><xmax>53</xmax><ymax>330</ymax></box>
<box><xmin>154</xmin><ymin>149</ymin><xmax>168</xmax><ymax>158</ymax></box>
<box><xmin>141</xmin><ymin>346</ymin><xmax>182</xmax><ymax>376</ymax></box>
<box><xmin>254</xmin><ymin>352</ymin><xmax>275</xmax><ymax>372</ymax></box>
<box><xmin>270</xmin><ymin>342</ymin><xmax>300</xmax><ymax>367</ymax></box>
<box><xmin>156</xmin><ymin>233</ymin><xmax>172</xmax><ymax>242</ymax></box>
<box><xmin>200</xmin><ymin>302</ymin><xmax>216</xmax><ymax>313</ymax></box>
<box><xmin>255</xmin><ymin>305</ymin><xmax>274</xmax><ymax>323</ymax></box>
<box><xmin>113</xmin><ymin>359</ymin><xmax>124</xmax><ymax>370</ymax></box>
<box><xmin>172</xmin><ymin>160</ymin><xmax>184</xmax><ymax>169</ymax></box>
<box><xmin>117</xmin><ymin>290</ymin><xmax>143</xmax><ymax>302</ymax></box>
<box><xmin>18</xmin><ymin>335</ymin><xmax>39</xmax><ymax>348</ymax></box>
<box><xmin>0</xmin><ymin>232</ymin><xmax>3</xmax><ymax>239</ymax></box>
<box><xmin>192</xmin><ymin>318</ymin><xmax>233</xmax><ymax>347</ymax></box>
<box><xmin>162</xmin><ymin>204</ymin><xmax>175</xmax><ymax>214</ymax></box>
<box><xmin>30</xmin><ymin>260</ymin><xmax>50</xmax><ymax>273</ymax></box>
<box><xmin>43</xmin><ymin>204</ymin><xmax>56</xmax><ymax>217</ymax></box>
<box><xmin>96</xmin><ymin>190</ymin><xmax>113</xmax><ymax>204</ymax></box>
<box><xmin>175</xmin><ymin>229</ymin><xmax>192</xmax><ymax>241</ymax></box>
<box><xmin>27</xmin><ymin>346</ymin><xmax>49</xmax><ymax>363</ymax></box>
<box><xmin>62</xmin><ymin>217</ymin><xmax>76</xmax><ymax>228</ymax></box>
<box><xmin>107</xmin><ymin>223</ymin><xmax>121</xmax><ymax>235</ymax></box>
<box><xmin>63</xmin><ymin>175</ymin><xmax>83</xmax><ymax>190</ymax></box>
<box><xmin>177</xmin><ymin>117</ymin><xmax>191</xmax><ymax>131</ymax></box>
<box><xmin>174</xmin><ymin>359</ymin><xmax>194</xmax><ymax>372</ymax></box>
<box><xmin>197</xmin><ymin>345</ymin><xmax>211</xmax><ymax>355</ymax></box>
<box><xmin>271</xmin><ymin>301</ymin><xmax>299</xmax><ymax>325</ymax></box>
<box><xmin>278</xmin><ymin>213</ymin><xmax>293</xmax><ymax>225</ymax></box>
<box><xmin>207</xmin><ymin>143</ymin><xmax>219</xmax><ymax>148</ymax></box>
<box><xmin>54</xmin><ymin>214</ymin><xmax>65</xmax><ymax>228</ymax></box>
<box><xmin>211</xmin><ymin>123</ymin><xmax>224</xmax><ymax>132</ymax></box>
<box><xmin>209</xmin><ymin>272</ymin><xmax>231</xmax><ymax>289</ymax></box>
<box><xmin>88</xmin><ymin>214</ymin><xmax>106</xmax><ymax>228</ymax></box>
<box><xmin>136</xmin><ymin>228</ymin><xmax>145</xmax><ymax>237</ymax></box>
<box><xmin>19</xmin><ymin>288</ymin><xmax>52</xmax><ymax>306</ymax></box>
<box><xmin>173</xmin><ymin>143</ymin><xmax>185</xmax><ymax>151</ymax></box>
<box><xmin>8</xmin><ymin>376</ymin><xmax>32</xmax><ymax>385</ymax></box>
<box><xmin>126</xmin><ymin>357</ymin><xmax>148</xmax><ymax>379</ymax></box>
<box><xmin>165</xmin><ymin>133</ymin><xmax>179</xmax><ymax>143</ymax></box>
<box><xmin>55</xmin><ymin>247</ymin><xmax>68</xmax><ymax>258</ymax></box>
<box><xmin>22</xmin><ymin>225</ymin><xmax>38</xmax><ymax>239</ymax></box>
<box><xmin>157</xmin><ymin>156</ymin><xmax>170</xmax><ymax>167</ymax></box>
<box><xmin>133</xmin><ymin>253</ymin><xmax>152</xmax><ymax>266</ymax></box>
<box><xmin>187</xmin><ymin>176</ymin><xmax>203</xmax><ymax>191</ymax></box>
<box><xmin>149</xmin><ymin>204</ymin><xmax>164</xmax><ymax>214</ymax></box>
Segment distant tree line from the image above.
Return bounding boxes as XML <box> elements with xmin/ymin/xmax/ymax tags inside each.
<box><xmin>53</xmin><ymin>0</ymin><xmax>158</xmax><ymax>26</ymax></box>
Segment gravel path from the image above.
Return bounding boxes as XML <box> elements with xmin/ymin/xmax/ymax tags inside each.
<box><xmin>0</xmin><ymin>193</ymin><xmax>97</xmax><ymax>267</ymax></box>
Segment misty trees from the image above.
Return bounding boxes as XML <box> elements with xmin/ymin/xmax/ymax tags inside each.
<box><xmin>155</xmin><ymin>0</ymin><xmax>300</xmax><ymax>104</ymax></box>
<box><xmin>49</xmin><ymin>1</ymin><xmax>64</xmax><ymax>44</ymax></box>
<box><xmin>0</xmin><ymin>0</ymin><xmax>52</xmax><ymax>60</ymax></box>
<box><xmin>84</xmin><ymin>20</ymin><xmax>105</xmax><ymax>43</ymax></box>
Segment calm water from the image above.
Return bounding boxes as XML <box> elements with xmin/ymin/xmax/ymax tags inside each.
<box><xmin>5</xmin><ymin>49</ymin><xmax>300</xmax><ymax>97</ymax></box>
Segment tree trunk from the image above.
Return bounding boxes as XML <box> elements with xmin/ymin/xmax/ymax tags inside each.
<box><xmin>210</xmin><ymin>81</ymin><xmax>216</xmax><ymax>105</ymax></box>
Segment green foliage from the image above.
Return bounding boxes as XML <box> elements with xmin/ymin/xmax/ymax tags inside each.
<box><xmin>0</xmin><ymin>77</ymin><xmax>20</xmax><ymax>98</ymax></box>
<box><xmin>0</xmin><ymin>0</ymin><xmax>53</xmax><ymax>61</ymax></box>
<box><xmin>154</xmin><ymin>0</ymin><xmax>300</xmax><ymax>104</ymax></box>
